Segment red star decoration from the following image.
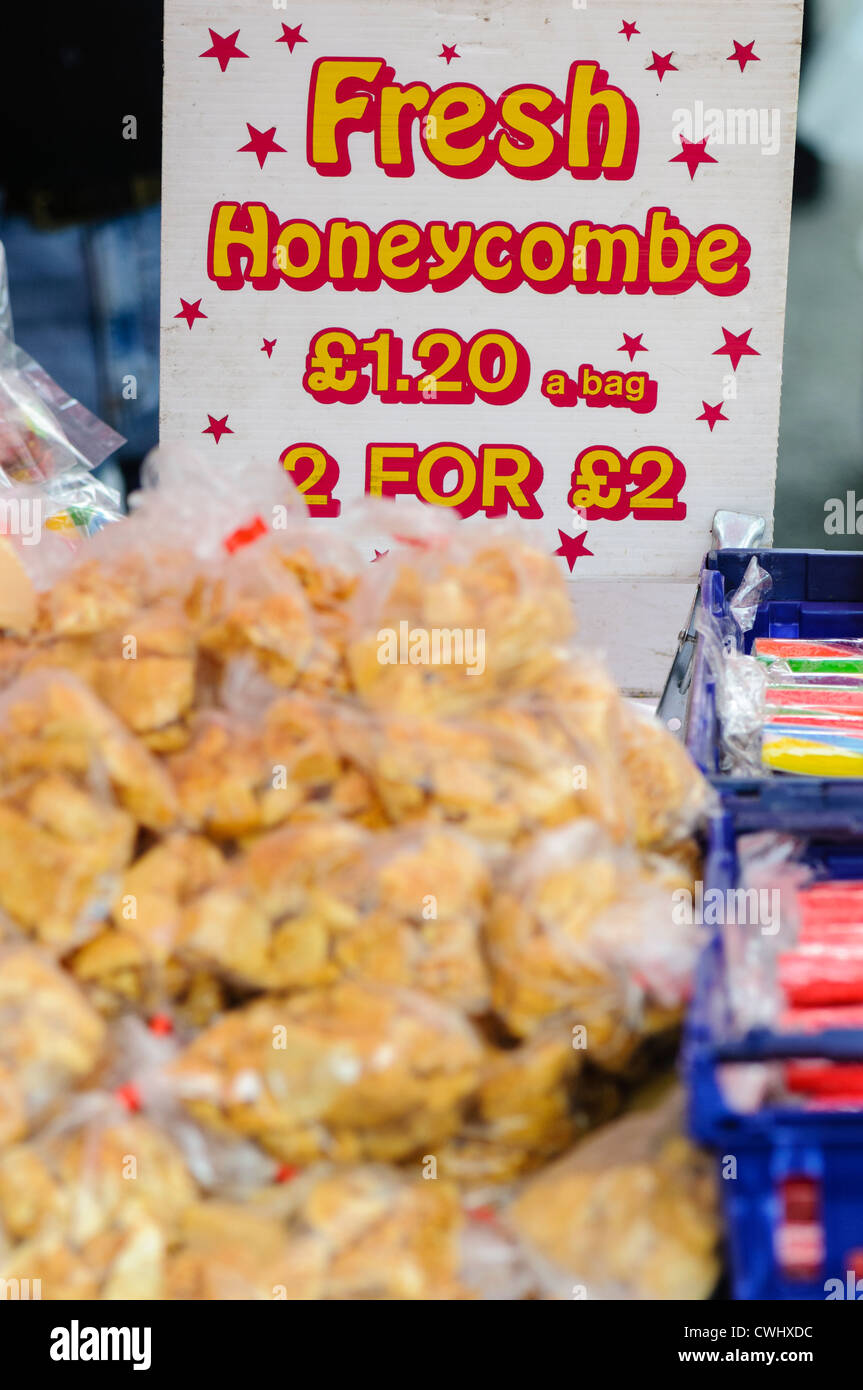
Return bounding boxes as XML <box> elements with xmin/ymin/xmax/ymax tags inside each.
<box><xmin>370</xmin><ymin>549</ymin><xmax>390</xmax><ymax>563</ymax></box>
<box><xmin>238</xmin><ymin>124</ymin><xmax>287</xmax><ymax>169</ymax></box>
<box><xmin>439</xmin><ymin>44</ymin><xmax>459</xmax><ymax>64</ymax></box>
<box><xmin>199</xmin><ymin>28</ymin><xmax>248</xmax><ymax>73</ymax></box>
<box><xmin>646</xmin><ymin>51</ymin><xmax>678</xmax><ymax>81</ymax></box>
<box><xmin>713</xmin><ymin>327</ymin><xmax>760</xmax><ymax>372</ymax></box>
<box><xmin>697</xmin><ymin>401</ymin><xmax>729</xmax><ymax>432</ymax></box>
<box><xmin>728</xmin><ymin>40</ymin><xmax>759</xmax><ymax>72</ymax></box>
<box><xmin>670</xmin><ymin>136</ymin><xmax>717</xmax><ymax>179</ymax></box>
<box><xmin>203</xmin><ymin>414</ymin><xmax>233</xmax><ymax>444</ymax></box>
<box><xmin>276</xmin><ymin>23</ymin><xmax>308</xmax><ymax>54</ymax></box>
<box><xmin>618</xmin><ymin>332</ymin><xmax>647</xmax><ymax>361</ymax></box>
<box><xmin>619</xmin><ymin>21</ymin><xmax>640</xmax><ymax>41</ymax></box>
<box><xmin>174</xmin><ymin>298</ymin><xmax>207</xmax><ymax>330</ymax></box>
<box><xmin>554</xmin><ymin>529</ymin><xmax>593</xmax><ymax>572</ymax></box>
<box><xmin>261</xmin><ymin>338</ymin><xmax>277</xmax><ymax>358</ymax></box>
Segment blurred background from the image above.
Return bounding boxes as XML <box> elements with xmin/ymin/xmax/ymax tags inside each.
<box><xmin>0</xmin><ymin>3</ymin><xmax>163</xmax><ymax>501</ymax></box>
<box><xmin>0</xmin><ymin>0</ymin><xmax>860</xmax><ymax>540</ymax></box>
<box><xmin>779</xmin><ymin>0</ymin><xmax>863</xmax><ymax>547</ymax></box>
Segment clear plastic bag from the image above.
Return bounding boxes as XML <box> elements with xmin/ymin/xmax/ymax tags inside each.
<box><xmin>484</xmin><ymin>821</ymin><xmax>700</xmax><ymax>1057</ymax></box>
<box><xmin>347</xmin><ymin>505</ymin><xmax>574</xmax><ymax>716</ymax></box>
<box><xmin>498</xmin><ymin>1088</ymin><xmax>719</xmax><ymax>1300</ymax></box>
<box><xmin>0</xmin><ymin>673</ymin><xmax>178</xmax><ymax>948</ymax></box>
<box><xmin>719</xmin><ymin>832</ymin><xmax>808</xmax><ymax>1037</ymax></box>
<box><xmin>167</xmin><ymin>1164</ymin><xmax>470</xmax><ymax>1301</ymax></box>
<box><xmin>437</xmin><ymin>1026</ymin><xmax>586</xmax><ymax>1188</ymax></box>
<box><xmin>617</xmin><ymin>699</ymin><xmax>712</xmax><ymax>851</ymax></box>
<box><xmin>66</xmin><ymin>833</ymin><xmax>229</xmax><ymax>1027</ymax></box>
<box><xmin>0</xmin><ymin>945</ymin><xmax>105</xmax><ymax>1148</ymax></box>
<box><xmin>176</xmin><ymin>822</ymin><xmax>492</xmax><ymax>1013</ymax></box>
<box><xmin>695</xmin><ymin>592</ymin><xmax>767</xmax><ymax>778</ymax></box>
<box><xmin>0</xmin><ymin>330</ymin><xmax>125</xmax><ymax>485</ymax></box>
<box><xmin>169</xmin><ymin>980</ymin><xmax>484</xmax><ymax>1165</ymax></box>
<box><xmin>0</xmin><ymin>242</ymin><xmax>13</xmax><ymax>343</ymax></box>
<box><xmin>329</xmin><ymin>694</ymin><xmax>631</xmax><ymax>847</ymax></box>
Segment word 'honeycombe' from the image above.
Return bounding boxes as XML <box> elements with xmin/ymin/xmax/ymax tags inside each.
<box><xmin>208</xmin><ymin>205</ymin><xmax>750</xmax><ymax>296</ymax></box>
<box><xmin>307</xmin><ymin>58</ymin><xmax>639</xmax><ymax>179</ymax></box>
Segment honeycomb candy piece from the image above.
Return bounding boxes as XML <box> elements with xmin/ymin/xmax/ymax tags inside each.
<box><xmin>37</xmin><ymin>542</ymin><xmax>210</xmax><ymax>639</ymax></box>
<box><xmin>341</xmin><ymin>827</ymin><xmax>491</xmax><ymax>1012</ymax></box>
<box><xmin>90</xmin><ymin>651</ymin><xmax>195</xmax><ymax>741</ymax></box>
<box><xmin>0</xmin><ymin>678</ymin><xmax>176</xmax><ymax>942</ymax></box>
<box><xmin>176</xmin><ymin>823</ymin><xmax>490</xmax><ymax>1011</ymax></box>
<box><xmin>278</xmin><ymin>545</ymin><xmax>358</xmax><ymax>613</ymax></box>
<box><xmin>68</xmin><ymin>928</ymin><xmax>228</xmax><ymax>1027</ymax></box>
<box><xmin>0</xmin><ymin>948</ymin><xmax>105</xmax><ymax>1148</ymax></box>
<box><xmin>166</xmin><ymin>716</ymin><xmax>305</xmax><ymax>841</ymax></box>
<box><xmin>484</xmin><ymin>823</ymin><xmax>698</xmax><ymax>1045</ymax></box>
<box><xmin>165</xmin><ymin>696</ymin><xmax>385</xmax><ymax>843</ymax></box>
<box><xmin>285</xmin><ymin>1165</ymin><xmax>468</xmax><ymax>1300</ymax></box>
<box><xmin>170</xmin><ymin>982</ymin><xmax>483</xmax><ymax>1164</ymax></box>
<box><xmin>112</xmin><ymin>834</ymin><xmax>225</xmax><ymax>955</ymax></box>
<box><xmin>505</xmin><ymin>1090</ymin><xmax>719</xmax><ymax>1300</ymax></box>
<box><xmin>276</xmin><ymin>546</ymin><xmax>356</xmax><ymax>696</ymax></box>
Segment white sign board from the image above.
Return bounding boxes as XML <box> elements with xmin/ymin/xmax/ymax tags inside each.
<box><xmin>161</xmin><ymin>0</ymin><xmax>803</xmax><ymax>692</ymax></box>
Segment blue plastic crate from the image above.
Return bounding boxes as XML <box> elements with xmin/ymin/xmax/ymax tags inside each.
<box><xmin>686</xmin><ymin>814</ymin><xmax>863</xmax><ymax>1300</ymax></box>
<box><xmin>685</xmin><ymin>547</ymin><xmax>863</xmax><ymax>813</ymax></box>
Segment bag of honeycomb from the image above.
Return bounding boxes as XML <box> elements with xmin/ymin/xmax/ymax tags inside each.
<box><xmin>616</xmin><ymin>699</ymin><xmax>712</xmax><ymax>852</ymax></box>
<box><xmin>0</xmin><ymin>673</ymin><xmax>177</xmax><ymax>946</ymax></box>
<box><xmin>501</xmin><ymin>1088</ymin><xmax>719</xmax><ymax>1300</ymax></box>
<box><xmin>167</xmin><ymin>1164</ymin><xmax>470</xmax><ymax>1301</ymax></box>
<box><xmin>176</xmin><ymin>822</ymin><xmax>491</xmax><ymax>1012</ymax></box>
<box><xmin>330</xmin><ymin>697</ymin><xmax>628</xmax><ymax>847</ymax></box>
<box><xmin>165</xmin><ymin>695</ymin><xmax>386</xmax><ymax>844</ymax></box>
<box><xmin>0</xmin><ymin>1004</ymin><xmax>279</xmax><ymax>1298</ymax></box>
<box><xmin>0</xmin><ymin>1098</ymin><xmax>199</xmax><ymax>1300</ymax></box>
<box><xmin>0</xmin><ymin>946</ymin><xmax>105</xmax><ymax>1149</ymax></box>
<box><xmin>484</xmin><ymin>822</ymin><xmax>699</xmax><ymax>1056</ymax></box>
<box><xmin>169</xmin><ymin>980</ymin><xmax>483</xmax><ymax>1165</ymax></box>
<box><xmin>0</xmin><ymin>1108</ymin><xmax>196</xmax><ymax>1249</ymax></box>
<box><xmin>3</xmin><ymin>444</ymin><xmax>360</xmax><ymax>742</ymax></box>
<box><xmin>435</xmin><ymin>1027</ymin><xmax>586</xmax><ymax>1186</ymax></box>
<box><xmin>346</xmin><ymin>517</ymin><xmax>575</xmax><ymax>715</ymax></box>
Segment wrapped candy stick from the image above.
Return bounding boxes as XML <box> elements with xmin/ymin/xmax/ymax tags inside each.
<box><xmin>756</xmin><ymin>637</ymin><xmax>863</xmax><ymax>664</ymax></box>
<box><xmin>762</xmin><ymin>726</ymin><xmax>863</xmax><ymax>776</ymax></box>
<box><xmin>778</xmin><ymin>943</ymin><xmax>863</xmax><ymax>1006</ymax></box>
